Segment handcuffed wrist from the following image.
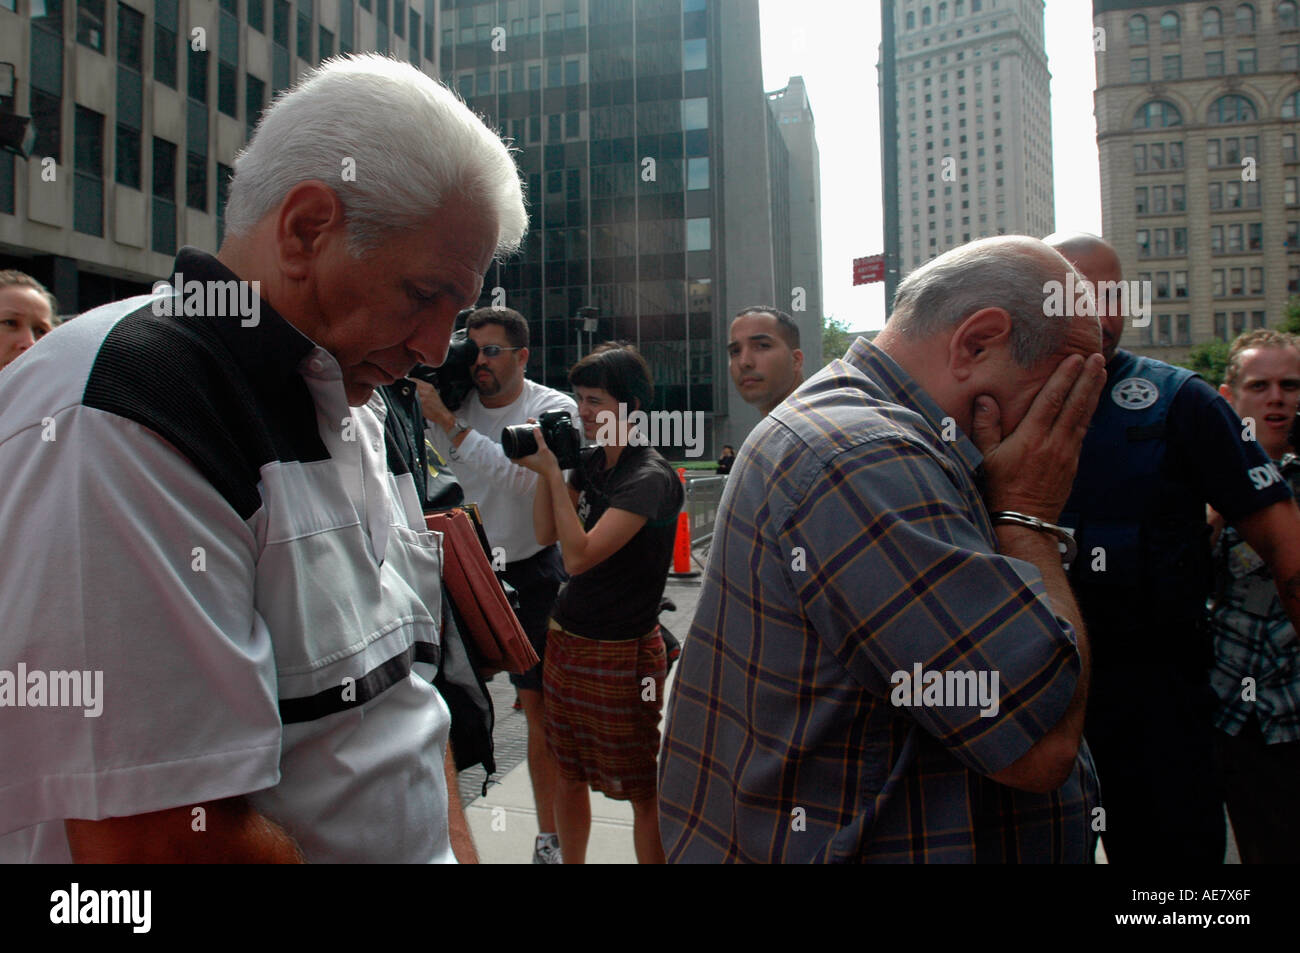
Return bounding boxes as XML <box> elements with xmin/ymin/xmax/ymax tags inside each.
<box><xmin>990</xmin><ymin>510</ymin><xmax>1077</xmax><ymax>564</ymax></box>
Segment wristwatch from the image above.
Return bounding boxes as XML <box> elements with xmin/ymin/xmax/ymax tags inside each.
<box><xmin>990</xmin><ymin>511</ymin><xmax>1078</xmax><ymax>564</ymax></box>
<box><xmin>448</xmin><ymin>418</ymin><xmax>470</xmax><ymax>439</ymax></box>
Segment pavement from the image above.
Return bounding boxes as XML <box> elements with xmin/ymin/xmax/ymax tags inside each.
<box><xmin>456</xmin><ymin>550</ymin><xmax>1242</xmax><ymax>864</ymax></box>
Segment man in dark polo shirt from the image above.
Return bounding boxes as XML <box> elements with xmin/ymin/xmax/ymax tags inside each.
<box><xmin>0</xmin><ymin>55</ymin><xmax>526</xmax><ymax>863</ymax></box>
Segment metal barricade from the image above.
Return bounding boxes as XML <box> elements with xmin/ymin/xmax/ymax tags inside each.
<box><xmin>685</xmin><ymin>474</ymin><xmax>727</xmax><ymax>549</ymax></box>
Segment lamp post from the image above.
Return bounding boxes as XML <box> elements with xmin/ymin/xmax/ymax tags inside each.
<box><xmin>575</xmin><ymin>306</ymin><xmax>599</xmax><ymax>359</ymax></box>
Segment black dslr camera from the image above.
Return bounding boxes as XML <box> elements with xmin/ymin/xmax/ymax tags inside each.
<box><xmin>501</xmin><ymin>411</ymin><xmax>583</xmax><ymax>470</ymax></box>
<box><xmin>408</xmin><ymin>328</ymin><xmax>479</xmax><ymax>411</ymax></box>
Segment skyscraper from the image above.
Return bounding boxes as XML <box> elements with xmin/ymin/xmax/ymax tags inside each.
<box><xmin>879</xmin><ymin>0</ymin><xmax>1054</xmax><ymax>301</ymax></box>
<box><xmin>444</xmin><ymin>0</ymin><xmax>819</xmax><ymax>450</ymax></box>
<box><xmin>1093</xmin><ymin>0</ymin><xmax>1300</xmax><ymax>362</ymax></box>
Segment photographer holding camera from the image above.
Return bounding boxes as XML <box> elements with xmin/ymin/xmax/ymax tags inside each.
<box><xmin>512</xmin><ymin>343</ymin><xmax>684</xmax><ymax>864</ymax></box>
<box><xmin>418</xmin><ymin>306</ymin><xmax>576</xmax><ymax>865</ymax></box>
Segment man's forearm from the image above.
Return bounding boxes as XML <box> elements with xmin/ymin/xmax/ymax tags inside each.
<box><xmin>995</xmin><ymin>525</ymin><xmax>1090</xmax><ymax>720</ymax></box>
<box><xmin>65</xmin><ymin>797</ymin><xmax>305</xmax><ymax>863</ymax></box>
<box><xmin>1235</xmin><ymin>500</ymin><xmax>1300</xmax><ymax>636</ymax></box>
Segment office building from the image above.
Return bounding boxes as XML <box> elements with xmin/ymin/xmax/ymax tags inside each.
<box><xmin>879</xmin><ymin>0</ymin><xmax>1054</xmax><ymax>303</ymax></box>
<box><xmin>1093</xmin><ymin>0</ymin><xmax>1300</xmax><ymax>362</ymax></box>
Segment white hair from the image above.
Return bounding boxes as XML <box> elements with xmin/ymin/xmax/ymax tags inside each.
<box><xmin>224</xmin><ymin>54</ymin><xmax>527</xmax><ymax>257</ymax></box>
<box><xmin>889</xmin><ymin>236</ymin><xmax>1074</xmax><ymax>368</ymax></box>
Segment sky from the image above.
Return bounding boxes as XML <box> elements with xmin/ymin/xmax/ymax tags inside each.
<box><xmin>757</xmin><ymin>0</ymin><xmax>1102</xmax><ymax>332</ymax></box>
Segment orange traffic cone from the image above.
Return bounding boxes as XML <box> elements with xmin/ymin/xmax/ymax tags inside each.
<box><xmin>669</xmin><ymin>467</ymin><xmax>700</xmax><ymax>578</ymax></box>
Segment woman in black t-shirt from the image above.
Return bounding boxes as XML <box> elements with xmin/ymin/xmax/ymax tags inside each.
<box><xmin>514</xmin><ymin>343</ymin><xmax>682</xmax><ymax>865</ymax></box>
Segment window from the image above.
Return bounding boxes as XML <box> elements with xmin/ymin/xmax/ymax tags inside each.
<box><xmin>682</xmin><ymin>98</ymin><xmax>708</xmax><ymax>130</ymax></box>
<box><xmin>74</xmin><ymin>106</ymin><xmax>104</xmax><ymax>236</ymax></box>
<box><xmin>1160</xmin><ymin>11</ymin><xmax>1180</xmax><ymax>41</ymax></box>
<box><xmin>249</xmin><ymin>0</ymin><xmax>265</xmax><ymax>32</ymax></box>
<box><xmin>1137</xmin><ymin>228</ymin><xmax>1151</xmax><ymax>257</ymax></box>
<box><xmin>1134</xmin><ymin>100</ymin><xmax>1182</xmax><ymax>128</ymax></box>
<box><xmin>1287</xmin><ymin>177</ymin><xmax>1299</xmax><ymax>206</ymax></box>
<box><xmin>1212</xmin><ymin>225</ymin><xmax>1225</xmax><ymax>253</ymax></box>
<box><xmin>1129</xmin><ymin>14</ymin><xmax>1148</xmax><ymax>44</ymax></box>
<box><xmin>1215</xmin><ymin>313</ymin><xmax>1229</xmax><ymax>340</ymax></box>
<box><xmin>547</xmin><ymin>114</ymin><xmax>559</xmax><ymax>141</ymax></box>
<box><xmin>1290</xmin><ymin>265</ymin><xmax>1300</xmax><ymax>294</ymax></box>
<box><xmin>1235</xmin><ymin>3</ymin><xmax>1255</xmax><ymax>33</ymax></box>
<box><xmin>564</xmin><ymin>59</ymin><xmax>579</xmax><ymax>86</ymax></box>
<box><xmin>155</xmin><ymin>0</ymin><xmax>178</xmax><ymax>88</ymax></box>
<box><xmin>1206</xmin><ymin>50</ymin><xmax>1224</xmax><ymax>75</ymax></box>
<box><xmin>78</xmin><ymin>0</ymin><xmax>107</xmax><ymax>52</ymax></box>
<box><xmin>1250</xmin><ymin>267</ymin><xmax>1264</xmax><ymax>294</ymax></box>
<box><xmin>1157</xmin><ymin>315</ymin><xmax>1172</xmax><ymax>346</ymax></box>
<box><xmin>1281</xmin><ymin>1</ymin><xmax>1299</xmax><ymax>30</ymax></box>
<box><xmin>1283</xmin><ymin>45</ymin><xmax>1299</xmax><ymax>71</ymax></box>
<box><xmin>684</xmin><ymin>37</ymin><xmax>707</xmax><ymax>71</ymax></box>
<box><xmin>246</xmin><ymin>74</ymin><xmax>265</xmax><ymax>139</ymax></box>
<box><xmin>1228</xmin><ymin>223</ymin><xmax>1244</xmax><ymax>252</ymax></box>
<box><xmin>687</xmin><ymin>157</ymin><xmax>709</xmax><ymax>190</ymax></box>
<box><xmin>1163</xmin><ymin>54</ymin><xmax>1181</xmax><ymax>79</ymax></box>
<box><xmin>1136</xmin><ymin>186</ymin><xmax>1149</xmax><ymax>214</ymax></box>
<box><xmin>320</xmin><ymin>25</ymin><xmax>334</xmax><ymax>58</ymax></box>
<box><xmin>1134</xmin><ymin>144</ymin><xmax>1147</xmax><ymax>172</ymax></box>
<box><xmin>152</xmin><ymin>136</ymin><xmax>177</xmax><ymax>254</ymax></box>
<box><xmin>1286</xmin><ymin>134</ymin><xmax>1300</xmax><ymax>162</ymax></box>
<box><xmin>1283</xmin><ymin>92</ymin><xmax>1300</xmax><ymax>120</ymax></box>
<box><xmin>1208</xmin><ymin>94</ymin><xmax>1257</xmax><ymax>123</ymax></box>
<box><xmin>1210</xmin><ymin>181</ymin><xmax>1223</xmax><ymax>209</ymax></box>
<box><xmin>686</xmin><ymin>218</ymin><xmax>710</xmax><ymax>251</ymax></box>
<box><xmin>1230</xmin><ymin>267</ymin><xmax>1245</xmax><ymax>294</ymax></box>
<box><xmin>116</xmin><ymin>125</ymin><xmax>141</xmax><ymax>189</ymax></box>
<box><xmin>1289</xmin><ymin>221</ymin><xmax>1300</xmax><ymax>250</ymax></box>
<box><xmin>1131</xmin><ymin>57</ymin><xmax>1149</xmax><ymax>82</ymax></box>
<box><xmin>1202</xmin><ymin>6</ymin><xmax>1222</xmax><ymax>36</ymax></box>
<box><xmin>1174</xmin><ymin>271</ymin><xmax>1188</xmax><ymax>297</ymax></box>
<box><xmin>1237</xmin><ymin>48</ymin><xmax>1256</xmax><ymax>73</ymax></box>
<box><xmin>1172</xmin><ymin>184</ymin><xmax>1186</xmax><ymax>210</ymax></box>
<box><xmin>1213</xmin><ymin>268</ymin><xmax>1226</xmax><ymax>296</ymax></box>
<box><xmin>1177</xmin><ymin>315</ymin><xmax>1191</xmax><ymax>346</ymax></box>
<box><xmin>298</xmin><ymin>0</ymin><xmax>313</xmax><ymax>61</ymax></box>
<box><xmin>564</xmin><ymin>111</ymin><xmax>579</xmax><ymax>138</ymax></box>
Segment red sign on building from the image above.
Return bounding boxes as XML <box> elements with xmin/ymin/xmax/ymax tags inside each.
<box><xmin>853</xmin><ymin>255</ymin><xmax>886</xmax><ymax>286</ymax></box>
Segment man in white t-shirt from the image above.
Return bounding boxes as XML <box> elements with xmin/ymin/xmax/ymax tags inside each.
<box><xmin>420</xmin><ymin>306</ymin><xmax>576</xmax><ymax>864</ymax></box>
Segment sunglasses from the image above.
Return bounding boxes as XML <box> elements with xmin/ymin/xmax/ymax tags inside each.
<box><xmin>477</xmin><ymin>345</ymin><xmax>524</xmax><ymax>358</ymax></box>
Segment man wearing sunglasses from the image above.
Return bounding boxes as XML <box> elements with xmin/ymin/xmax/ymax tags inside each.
<box><xmin>419</xmin><ymin>306</ymin><xmax>577</xmax><ymax>864</ymax></box>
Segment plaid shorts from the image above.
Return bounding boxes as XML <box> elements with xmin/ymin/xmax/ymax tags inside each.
<box><xmin>543</xmin><ymin>622</ymin><xmax>666</xmax><ymax>802</ymax></box>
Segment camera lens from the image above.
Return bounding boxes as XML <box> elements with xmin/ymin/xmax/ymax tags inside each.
<box><xmin>501</xmin><ymin>424</ymin><xmax>539</xmax><ymax>459</ymax></box>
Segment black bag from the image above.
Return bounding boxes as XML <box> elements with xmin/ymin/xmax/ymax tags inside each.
<box><xmin>434</xmin><ymin>584</ymin><xmax>497</xmax><ymax>791</ymax></box>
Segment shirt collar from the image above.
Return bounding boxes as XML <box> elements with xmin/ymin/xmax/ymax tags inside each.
<box><xmin>841</xmin><ymin>335</ymin><xmax>985</xmax><ymax>478</ymax></box>
<box><xmin>166</xmin><ymin>246</ymin><xmax>317</xmax><ymax>386</ymax></box>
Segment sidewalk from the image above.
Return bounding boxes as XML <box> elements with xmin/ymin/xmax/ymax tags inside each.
<box><xmin>462</xmin><ymin>572</ymin><xmax>705</xmax><ymax>864</ymax></box>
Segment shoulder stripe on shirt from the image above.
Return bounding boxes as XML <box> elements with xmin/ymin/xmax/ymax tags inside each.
<box><xmin>81</xmin><ymin>303</ymin><xmax>329</xmax><ymax>520</ymax></box>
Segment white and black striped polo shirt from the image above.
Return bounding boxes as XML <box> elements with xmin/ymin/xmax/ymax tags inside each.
<box><xmin>0</xmin><ymin>247</ymin><xmax>455</xmax><ymax>863</ymax></box>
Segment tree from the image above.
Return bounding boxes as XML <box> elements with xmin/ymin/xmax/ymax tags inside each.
<box><xmin>1279</xmin><ymin>295</ymin><xmax>1300</xmax><ymax>334</ymax></box>
<box><xmin>820</xmin><ymin>314</ymin><xmax>856</xmax><ymax>371</ymax></box>
<box><xmin>1182</xmin><ymin>339</ymin><xmax>1230</xmax><ymax>388</ymax></box>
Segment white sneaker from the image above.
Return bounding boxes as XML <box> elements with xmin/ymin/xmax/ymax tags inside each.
<box><xmin>532</xmin><ymin>834</ymin><xmax>563</xmax><ymax>864</ymax></box>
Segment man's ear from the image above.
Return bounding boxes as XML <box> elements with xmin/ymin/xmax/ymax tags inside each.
<box><xmin>949</xmin><ymin>307</ymin><xmax>1013</xmax><ymax>382</ymax></box>
<box><xmin>275</xmin><ymin>181</ymin><xmax>346</xmax><ymax>280</ymax></box>
<box><xmin>791</xmin><ymin>348</ymin><xmax>804</xmax><ymax>375</ymax></box>
<box><xmin>1219</xmin><ymin>382</ymin><xmax>1235</xmax><ymax>403</ymax></box>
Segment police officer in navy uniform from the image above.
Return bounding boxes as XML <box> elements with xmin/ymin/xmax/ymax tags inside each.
<box><xmin>1046</xmin><ymin>233</ymin><xmax>1300</xmax><ymax>863</ymax></box>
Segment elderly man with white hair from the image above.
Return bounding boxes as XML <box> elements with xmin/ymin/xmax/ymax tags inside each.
<box><xmin>0</xmin><ymin>55</ymin><xmax>526</xmax><ymax>863</ymax></box>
